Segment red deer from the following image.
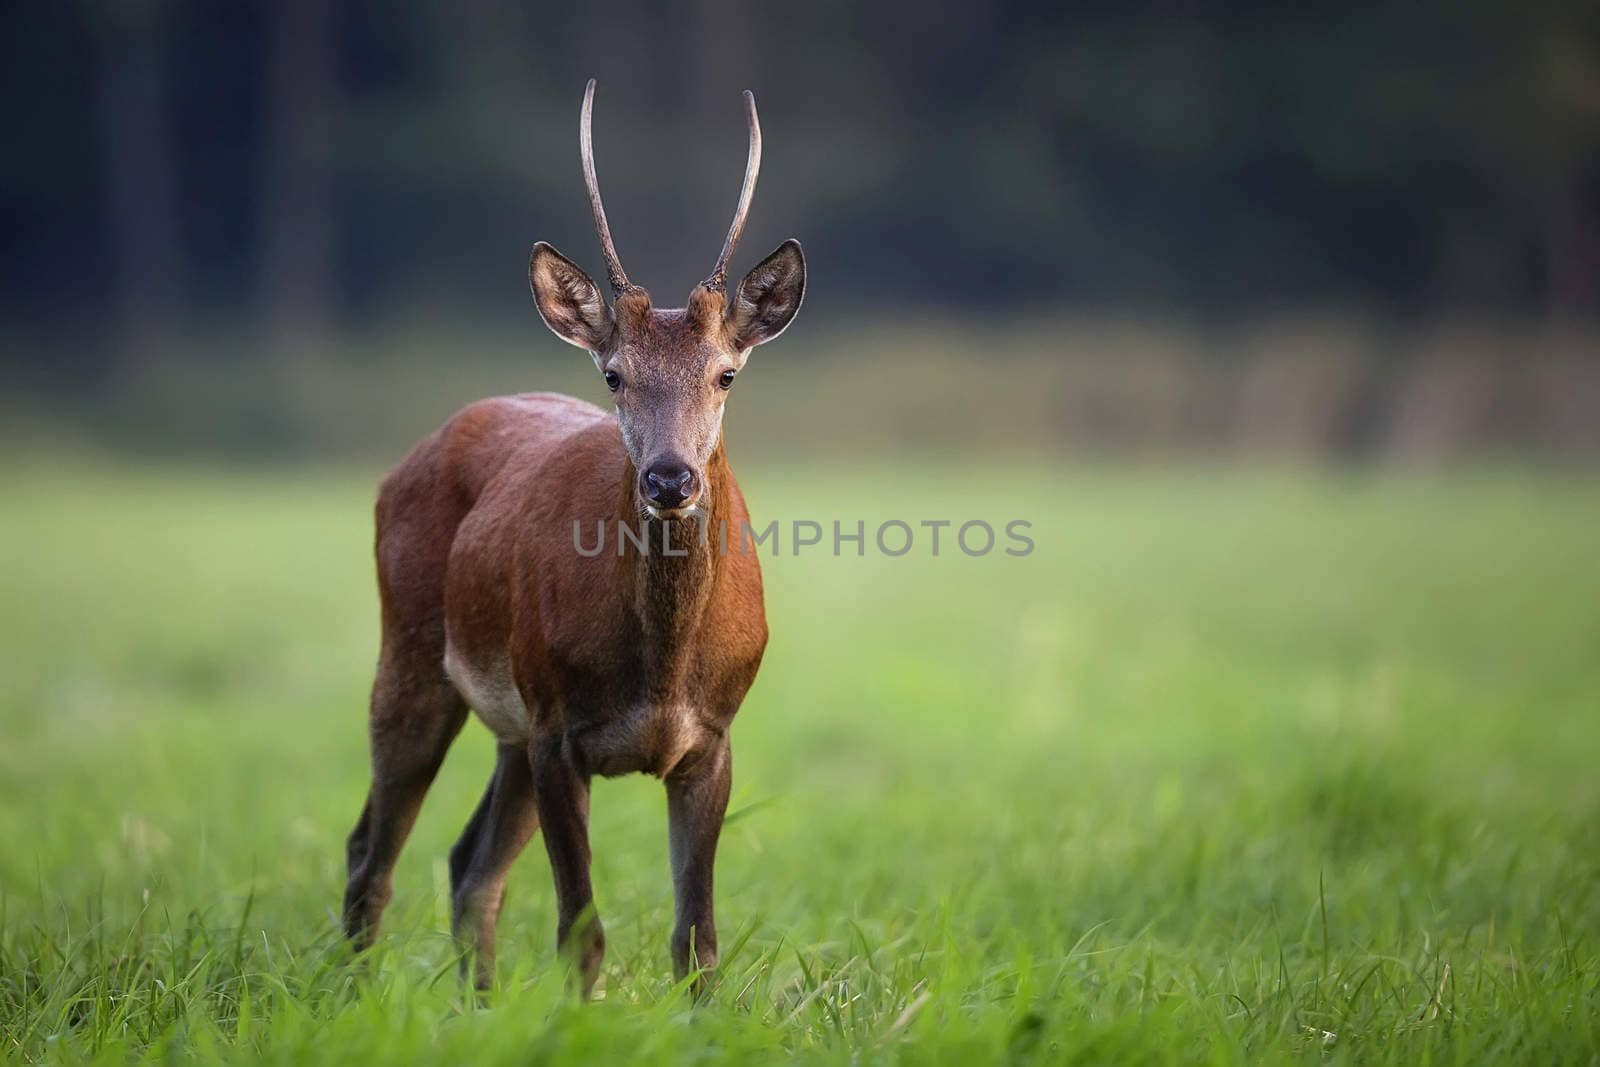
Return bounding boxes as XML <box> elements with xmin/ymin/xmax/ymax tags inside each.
<box><xmin>341</xmin><ymin>80</ymin><xmax>804</xmax><ymax>996</ymax></box>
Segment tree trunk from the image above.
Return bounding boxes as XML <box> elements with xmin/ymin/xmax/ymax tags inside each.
<box><xmin>92</xmin><ymin>0</ymin><xmax>183</xmax><ymax>366</ymax></box>
<box><xmin>261</xmin><ymin>0</ymin><xmax>334</xmax><ymax>358</ymax></box>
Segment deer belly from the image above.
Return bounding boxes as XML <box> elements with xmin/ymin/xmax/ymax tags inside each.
<box><xmin>443</xmin><ymin>647</ymin><xmax>531</xmax><ymax>744</ymax></box>
<box><xmin>570</xmin><ymin>703</ymin><xmax>708</xmax><ymax>779</ymax></box>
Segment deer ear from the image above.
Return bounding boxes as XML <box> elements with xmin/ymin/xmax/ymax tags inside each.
<box><xmin>529</xmin><ymin>242</ymin><xmax>614</xmax><ymax>351</ymax></box>
<box><xmin>727</xmin><ymin>239</ymin><xmax>805</xmax><ymax>350</ymax></box>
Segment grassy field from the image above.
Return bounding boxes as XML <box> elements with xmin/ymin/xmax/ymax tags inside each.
<box><xmin>1</xmin><ymin>461</ymin><xmax>1597</xmax><ymax>1063</ymax></box>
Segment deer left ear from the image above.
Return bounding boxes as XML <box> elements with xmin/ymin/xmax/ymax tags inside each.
<box><xmin>529</xmin><ymin>241</ymin><xmax>615</xmax><ymax>351</ymax></box>
<box><xmin>728</xmin><ymin>239</ymin><xmax>805</xmax><ymax>350</ymax></box>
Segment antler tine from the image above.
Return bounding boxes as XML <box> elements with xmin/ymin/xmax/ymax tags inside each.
<box><xmin>580</xmin><ymin>78</ymin><xmax>635</xmax><ymax>297</ymax></box>
<box><xmin>703</xmin><ymin>90</ymin><xmax>762</xmax><ymax>292</ymax></box>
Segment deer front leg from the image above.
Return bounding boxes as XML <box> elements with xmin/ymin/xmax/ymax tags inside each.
<box><xmin>529</xmin><ymin>732</ymin><xmax>604</xmax><ymax>997</ymax></box>
<box><xmin>665</xmin><ymin>737</ymin><xmax>731</xmax><ymax>992</ymax></box>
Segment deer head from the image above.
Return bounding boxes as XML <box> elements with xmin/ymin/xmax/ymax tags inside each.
<box><xmin>529</xmin><ymin>80</ymin><xmax>806</xmax><ymax>519</ymax></box>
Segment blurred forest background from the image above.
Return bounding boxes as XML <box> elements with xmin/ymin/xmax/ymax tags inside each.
<box><xmin>3</xmin><ymin>0</ymin><xmax>1598</xmax><ymax>463</ymax></box>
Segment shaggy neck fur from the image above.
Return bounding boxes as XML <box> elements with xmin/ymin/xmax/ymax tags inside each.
<box><xmin>617</xmin><ymin>440</ymin><xmax>733</xmax><ymax>698</ymax></box>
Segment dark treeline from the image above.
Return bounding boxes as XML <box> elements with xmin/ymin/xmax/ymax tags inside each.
<box><xmin>1</xmin><ymin>2</ymin><xmax>1597</xmax><ymax>460</ymax></box>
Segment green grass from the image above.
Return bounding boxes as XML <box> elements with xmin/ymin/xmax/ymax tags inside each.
<box><xmin>2</xmin><ymin>461</ymin><xmax>1597</xmax><ymax>1063</ymax></box>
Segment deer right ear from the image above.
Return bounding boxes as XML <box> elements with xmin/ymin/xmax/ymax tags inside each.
<box><xmin>727</xmin><ymin>239</ymin><xmax>806</xmax><ymax>350</ymax></box>
<box><xmin>529</xmin><ymin>242</ymin><xmax>615</xmax><ymax>351</ymax></box>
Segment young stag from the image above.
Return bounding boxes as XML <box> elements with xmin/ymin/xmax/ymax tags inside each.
<box><xmin>341</xmin><ymin>80</ymin><xmax>804</xmax><ymax>995</ymax></box>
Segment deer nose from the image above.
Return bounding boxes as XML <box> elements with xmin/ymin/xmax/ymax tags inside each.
<box><xmin>642</xmin><ymin>461</ymin><xmax>697</xmax><ymax>509</ymax></box>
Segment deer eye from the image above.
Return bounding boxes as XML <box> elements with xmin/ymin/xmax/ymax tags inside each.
<box><xmin>718</xmin><ymin>369</ymin><xmax>737</xmax><ymax>390</ymax></box>
<box><xmin>604</xmin><ymin>370</ymin><xmax>621</xmax><ymax>392</ymax></box>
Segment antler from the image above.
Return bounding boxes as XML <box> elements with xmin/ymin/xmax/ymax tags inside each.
<box><xmin>702</xmin><ymin>90</ymin><xmax>762</xmax><ymax>292</ymax></box>
<box><xmin>580</xmin><ymin>78</ymin><xmax>636</xmax><ymax>297</ymax></box>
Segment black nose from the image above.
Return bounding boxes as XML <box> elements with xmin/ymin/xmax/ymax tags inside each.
<box><xmin>642</xmin><ymin>461</ymin><xmax>697</xmax><ymax>509</ymax></box>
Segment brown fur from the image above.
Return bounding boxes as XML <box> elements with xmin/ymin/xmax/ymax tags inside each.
<box><xmin>344</xmin><ymin>307</ymin><xmax>796</xmax><ymax>995</ymax></box>
<box><xmin>343</xmin><ymin>80</ymin><xmax>804</xmax><ymax>999</ymax></box>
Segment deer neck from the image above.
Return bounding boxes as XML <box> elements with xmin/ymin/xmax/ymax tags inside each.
<box><xmin>618</xmin><ymin>441</ymin><xmax>732</xmax><ymax>689</ymax></box>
